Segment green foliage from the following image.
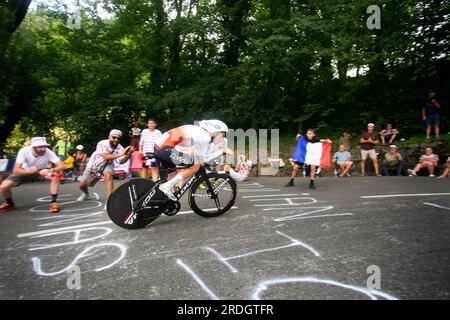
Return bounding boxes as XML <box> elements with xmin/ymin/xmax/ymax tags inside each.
<box><xmin>0</xmin><ymin>0</ymin><xmax>449</xmax><ymax>155</ymax></box>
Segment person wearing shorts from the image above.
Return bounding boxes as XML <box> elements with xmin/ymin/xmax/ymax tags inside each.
<box><xmin>437</xmin><ymin>156</ymin><xmax>450</xmax><ymax>179</ymax></box>
<box><xmin>359</xmin><ymin>123</ymin><xmax>381</xmax><ymax>176</ymax></box>
<box><xmin>408</xmin><ymin>147</ymin><xmax>439</xmax><ymax>177</ymax></box>
<box><xmin>0</xmin><ymin>137</ymin><xmax>66</xmax><ymax>213</ymax></box>
<box><xmin>76</xmin><ymin>130</ymin><xmax>133</xmax><ymax>205</ymax></box>
<box><xmin>333</xmin><ymin>144</ymin><xmax>353</xmax><ymax>177</ymax></box>
<box><xmin>422</xmin><ymin>90</ymin><xmax>441</xmax><ymax>140</ymax></box>
<box><xmin>139</xmin><ymin>118</ymin><xmax>162</xmax><ymax>181</ymax></box>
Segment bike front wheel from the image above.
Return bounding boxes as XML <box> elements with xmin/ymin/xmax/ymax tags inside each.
<box><xmin>107</xmin><ymin>178</ymin><xmax>163</xmax><ymax>229</ymax></box>
<box><xmin>188</xmin><ymin>173</ymin><xmax>237</xmax><ymax>218</ymax></box>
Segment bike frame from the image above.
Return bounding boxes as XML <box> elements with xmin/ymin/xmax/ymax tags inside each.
<box><xmin>132</xmin><ymin>163</ymin><xmax>217</xmax><ymax>212</ymax></box>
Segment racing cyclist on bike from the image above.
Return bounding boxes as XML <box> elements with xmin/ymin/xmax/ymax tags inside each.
<box><xmin>155</xmin><ymin>120</ymin><xmax>230</xmax><ymax>201</ymax></box>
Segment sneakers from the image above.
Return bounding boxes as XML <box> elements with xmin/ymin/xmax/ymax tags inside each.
<box><xmin>77</xmin><ymin>192</ymin><xmax>90</xmax><ymax>201</ymax></box>
<box><xmin>429</xmin><ymin>174</ymin><xmax>435</xmax><ymax>177</ymax></box>
<box><xmin>285</xmin><ymin>180</ymin><xmax>294</xmax><ymax>187</ymax></box>
<box><xmin>0</xmin><ymin>202</ymin><xmax>15</xmax><ymax>213</ymax></box>
<box><xmin>407</xmin><ymin>169</ymin><xmax>416</xmax><ymax>177</ymax></box>
<box><xmin>309</xmin><ymin>181</ymin><xmax>316</xmax><ymax>189</ymax></box>
<box><xmin>159</xmin><ymin>183</ymin><xmax>177</xmax><ymax>201</ymax></box>
<box><xmin>50</xmin><ymin>202</ymin><xmax>60</xmax><ymax>214</ymax></box>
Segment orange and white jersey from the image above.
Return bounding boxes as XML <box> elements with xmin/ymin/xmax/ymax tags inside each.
<box><xmin>156</xmin><ymin>125</ymin><xmax>212</xmax><ymax>159</ymax></box>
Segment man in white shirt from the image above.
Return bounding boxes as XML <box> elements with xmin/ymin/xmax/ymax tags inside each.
<box><xmin>77</xmin><ymin>129</ymin><xmax>133</xmax><ymax>203</ymax></box>
<box><xmin>139</xmin><ymin>118</ymin><xmax>162</xmax><ymax>181</ymax></box>
<box><xmin>0</xmin><ymin>137</ymin><xmax>66</xmax><ymax>213</ymax></box>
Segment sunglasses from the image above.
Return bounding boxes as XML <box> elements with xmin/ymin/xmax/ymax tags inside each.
<box><xmin>111</xmin><ymin>136</ymin><xmax>121</xmax><ymax>140</ymax></box>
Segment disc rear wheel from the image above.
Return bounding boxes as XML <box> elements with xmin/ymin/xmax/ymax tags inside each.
<box><xmin>107</xmin><ymin>178</ymin><xmax>164</xmax><ymax>229</ymax></box>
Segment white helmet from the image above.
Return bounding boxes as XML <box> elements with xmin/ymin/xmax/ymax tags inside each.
<box><xmin>199</xmin><ymin>120</ymin><xmax>228</xmax><ymax>135</ymax></box>
<box><xmin>76</xmin><ymin>145</ymin><xmax>84</xmax><ymax>151</ymax></box>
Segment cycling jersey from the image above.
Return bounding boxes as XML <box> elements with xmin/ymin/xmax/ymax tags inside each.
<box><xmin>156</xmin><ymin>125</ymin><xmax>211</xmax><ymax>158</ymax></box>
<box><xmin>155</xmin><ymin>125</ymin><xmax>225</xmax><ymax>165</ymax></box>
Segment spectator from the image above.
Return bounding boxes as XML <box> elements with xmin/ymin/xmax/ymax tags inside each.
<box><xmin>129</xmin><ymin>120</ymin><xmax>142</xmax><ymax>149</ymax></box>
<box><xmin>53</xmin><ymin>133</ymin><xmax>72</xmax><ymax>161</ymax></box>
<box><xmin>77</xmin><ymin>130</ymin><xmax>133</xmax><ymax>208</ymax></box>
<box><xmin>407</xmin><ymin>147</ymin><xmax>439</xmax><ymax>177</ymax></box>
<box><xmin>333</xmin><ymin>144</ymin><xmax>353</xmax><ymax>177</ymax></box>
<box><xmin>139</xmin><ymin>118</ymin><xmax>162</xmax><ymax>181</ymax></box>
<box><xmin>359</xmin><ymin>123</ymin><xmax>381</xmax><ymax>176</ymax></box>
<box><xmin>422</xmin><ymin>90</ymin><xmax>441</xmax><ymax>140</ymax></box>
<box><xmin>63</xmin><ymin>151</ymin><xmax>75</xmax><ymax>179</ymax></box>
<box><xmin>0</xmin><ymin>137</ymin><xmax>65</xmax><ymax>213</ymax></box>
<box><xmin>226</xmin><ymin>154</ymin><xmax>252</xmax><ymax>182</ymax></box>
<box><xmin>74</xmin><ymin>145</ymin><xmax>88</xmax><ymax>181</ymax></box>
<box><xmin>285</xmin><ymin>129</ymin><xmax>332</xmax><ymax>189</ymax></box>
<box><xmin>379</xmin><ymin>123</ymin><xmax>399</xmax><ymax>145</ymax></box>
<box><xmin>338</xmin><ymin>131</ymin><xmax>352</xmax><ymax>151</ymax></box>
<box><xmin>378</xmin><ymin>145</ymin><xmax>404</xmax><ymax>176</ymax></box>
<box><xmin>0</xmin><ymin>155</ymin><xmax>12</xmax><ymax>184</ymax></box>
<box><xmin>437</xmin><ymin>156</ymin><xmax>450</xmax><ymax>179</ymax></box>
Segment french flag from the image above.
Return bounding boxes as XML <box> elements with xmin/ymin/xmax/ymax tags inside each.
<box><xmin>292</xmin><ymin>135</ymin><xmax>332</xmax><ymax>168</ymax></box>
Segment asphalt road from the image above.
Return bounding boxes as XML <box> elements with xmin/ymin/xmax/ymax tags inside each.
<box><xmin>0</xmin><ymin>176</ymin><xmax>449</xmax><ymax>300</ymax></box>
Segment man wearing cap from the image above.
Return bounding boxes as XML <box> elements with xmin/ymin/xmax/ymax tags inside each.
<box><xmin>378</xmin><ymin>145</ymin><xmax>404</xmax><ymax>176</ymax></box>
<box><xmin>77</xmin><ymin>130</ymin><xmax>133</xmax><ymax>204</ymax></box>
<box><xmin>359</xmin><ymin>123</ymin><xmax>381</xmax><ymax>176</ymax></box>
<box><xmin>0</xmin><ymin>137</ymin><xmax>66</xmax><ymax>213</ymax></box>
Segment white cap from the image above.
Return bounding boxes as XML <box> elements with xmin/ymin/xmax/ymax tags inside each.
<box><xmin>389</xmin><ymin>145</ymin><xmax>397</xmax><ymax>149</ymax></box>
<box><xmin>30</xmin><ymin>137</ymin><xmax>50</xmax><ymax>147</ymax></box>
<box><xmin>76</xmin><ymin>145</ymin><xmax>84</xmax><ymax>151</ymax></box>
<box><xmin>109</xmin><ymin>129</ymin><xmax>123</xmax><ymax>137</ymax></box>
<box><xmin>367</xmin><ymin>123</ymin><xmax>375</xmax><ymax>127</ymax></box>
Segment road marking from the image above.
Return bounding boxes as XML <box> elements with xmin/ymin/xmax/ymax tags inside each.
<box><xmin>422</xmin><ymin>202</ymin><xmax>450</xmax><ymax>210</ymax></box>
<box><xmin>251</xmin><ymin>277</ymin><xmax>398</xmax><ymax>300</ymax></box>
<box><xmin>276</xmin><ymin>231</ymin><xmax>320</xmax><ymax>257</ymax></box>
<box><xmin>175</xmin><ymin>206</ymin><xmax>238</xmax><ymax>216</ymax></box>
<box><xmin>237</xmin><ymin>189</ymin><xmax>281</xmax><ymax>193</ymax></box>
<box><xmin>242</xmin><ymin>194</ymin><xmax>299</xmax><ymax>199</ymax></box>
<box><xmin>17</xmin><ymin>221</ymin><xmax>113</xmax><ymax>238</ymax></box>
<box><xmin>274</xmin><ymin>212</ymin><xmax>354</xmax><ymax>219</ymax></box>
<box><xmin>176</xmin><ymin>259</ymin><xmax>220</xmax><ymax>300</ymax></box>
<box><xmin>361</xmin><ymin>193</ymin><xmax>450</xmax><ymax>199</ymax></box>
<box><xmin>203</xmin><ymin>231</ymin><xmax>320</xmax><ymax>273</ymax></box>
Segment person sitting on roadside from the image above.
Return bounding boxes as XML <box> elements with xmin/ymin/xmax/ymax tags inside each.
<box><xmin>333</xmin><ymin>144</ymin><xmax>353</xmax><ymax>177</ymax></box>
<box><xmin>225</xmin><ymin>154</ymin><xmax>252</xmax><ymax>182</ymax></box>
<box><xmin>379</xmin><ymin>123</ymin><xmax>399</xmax><ymax>145</ymax></box>
<box><xmin>379</xmin><ymin>145</ymin><xmax>404</xmax><ymax>176</ymax></box>
<box><xmin>408</xmin><ymin>147</ymin><xmax>439</xmax><ymax>177</ymax></box>
<box><xmin>64</xmin><ymin>151</ymin><xmax>75</xmax><ymax>179</ymax></box>
<box><xmin>437</xmin><ymin>156</ymin><xmax>450</xmax><ymax>179</ymax></box>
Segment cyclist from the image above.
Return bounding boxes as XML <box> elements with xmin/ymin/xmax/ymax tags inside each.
<box><xmin>155</xmin><ymin>120</ymin><xmax>229</xmax><ymax>201</ymax></box>
<box><xmin>0</xmin><ymin>137</ymin><xmax>65</xmax><ymax>213</ymax></box>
